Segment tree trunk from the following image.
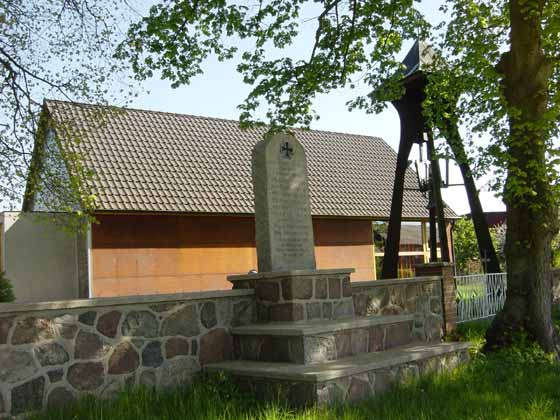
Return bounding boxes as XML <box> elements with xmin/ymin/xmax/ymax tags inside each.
<box><xmin>443</xmin><ymin>120</ymin><xmax>501</xmax><ymax>273</ymax></box>
<box><xmin>382</xmin><ymin>136</ymin><xmax>413</xmax><ymax>279</ymax></box>
<box><xmin>485</xmin><ymin>0</ymin><xmax>559</xmax><ymax>353</ymax></box>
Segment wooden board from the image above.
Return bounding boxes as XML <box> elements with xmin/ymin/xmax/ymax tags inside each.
<box><xmin>91</xmin><ymin>214</ymin><xmax>375</xmax><ymax>297</ymax></box>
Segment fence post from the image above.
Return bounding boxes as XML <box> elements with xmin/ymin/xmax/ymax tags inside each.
<box><xmin>415</xmin><ymin>262</ymin><xmax>457</xmax><ymax>335</ymax></box>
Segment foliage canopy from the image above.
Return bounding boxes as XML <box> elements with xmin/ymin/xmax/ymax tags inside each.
<box><xmin>0</xmin><ymin>0</ymin><xmax>134</xmax><ymax>215</ymax></box>
<box><xmin>454</xmin><ymin>217</ymin><xmax>506</xmax><ymax>274</ymax></box>
<box><xmin>119</xmin><ymin>0</ymin><xmax>559</xmax><ymax>205</ymax></box>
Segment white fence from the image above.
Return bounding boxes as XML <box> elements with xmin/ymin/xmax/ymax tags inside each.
<box><xmin>455</xmin><ymin>273</ymin><xmax>507</xmax><ymax>323</ymax></box>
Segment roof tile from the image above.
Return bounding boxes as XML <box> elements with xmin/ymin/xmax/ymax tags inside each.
<box><xmin>45</xmin><ymin>100</ymin><xmax>456</xmax><ymax>219</ymax></box>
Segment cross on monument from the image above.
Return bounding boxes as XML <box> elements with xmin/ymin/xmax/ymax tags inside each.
<box><xmin>280</xmin><ymin>141</ymin><xmax>294</xmax><ymax>159</ymax></box>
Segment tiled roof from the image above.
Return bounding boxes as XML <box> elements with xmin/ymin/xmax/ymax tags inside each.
<box><xmin>44</xmin><ymin>100</ymin><xmax>456</xmax><ymax>219</ymax></box>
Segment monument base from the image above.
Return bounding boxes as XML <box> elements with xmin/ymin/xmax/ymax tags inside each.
<box><xmin>216</xmin><ymin>270</ymin><xmax>471</xmax><ymax>407</ymax></box>
<box><xmin>228</xmin><ymin>269</ymin><xmax>355</xmax><ymax>322</ymax></box>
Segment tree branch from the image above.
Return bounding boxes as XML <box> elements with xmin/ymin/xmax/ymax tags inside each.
<box><xmin>341</xmin><ymin>0</ymin><xmax>357</xmax><ymax>83</ymax></box>
<box><xmin>0</xmin><ymin>47</ymin><xmax>65</xmax><ymax>90</ymax></box>
<box><xmin>309</xmin><ymin>0</ymin><xmax>343</xmax><ymax>63</ymax></box>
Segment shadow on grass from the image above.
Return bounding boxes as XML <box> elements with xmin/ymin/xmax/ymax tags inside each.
<box><xmin>32</xmin><ymin>360</ymin><xmax>560</xmax><ymax>420</ymax></box>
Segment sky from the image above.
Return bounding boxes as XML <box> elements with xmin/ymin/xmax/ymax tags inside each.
<box><xmin>122</xmin><ymin>0</ymin><xmax>506</xmax><ymax>216</ymax></box>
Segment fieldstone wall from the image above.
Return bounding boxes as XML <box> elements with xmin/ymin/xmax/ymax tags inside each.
<box><xmin>0</xmin><ymin>290</ymin><xmax>255</xmax><ymax>417</ymax></box>
<box><xmin>352</xmin><ymin>277</ymin><xmax>443</xmax><ymax>342</ymax></box>
<box><xmin>229</xmin><ymin>269</ymin><xmax>355</xmax><ymax>322</ymax></box>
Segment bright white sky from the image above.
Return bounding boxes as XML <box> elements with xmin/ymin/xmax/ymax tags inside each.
<box><xmin>123</xmin><ymin>0</ymin><xmax>506</xmax><ymax>216</ymax></box>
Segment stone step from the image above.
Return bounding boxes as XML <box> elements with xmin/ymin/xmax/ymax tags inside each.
<box><xmin>207</xmin><ymin>341</ymin><xmax>470</xmax><ymax>407</ymax></box>
<box><xmin>233</xmin><ymin>315</ymin><xmax>426</xmax><ymax>364</ymax></box>
<box><xmin>232</xmin><ymin>314</ymin><xmax>415</xmax><ymax>337</ymax></box>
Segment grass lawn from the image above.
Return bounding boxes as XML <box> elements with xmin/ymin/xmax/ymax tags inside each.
<box><xmin>456</xmin><ymin>282</ymin><xmax>487</xmax><ymax>299</ymax></box>
<box><xmin>33</xmin><ymin>319</ymin><xmax>560</xmax><ymax>420</ymax></box>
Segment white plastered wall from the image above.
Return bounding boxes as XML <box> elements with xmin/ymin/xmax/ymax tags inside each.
<box><xmin>1</xmin><ymin>212</ymin><xmax>84</xmax><ymax>302</ymax></box>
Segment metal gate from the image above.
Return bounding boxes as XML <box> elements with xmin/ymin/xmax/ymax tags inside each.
<box><xmin>455</xmin><ymin>273</ymin><xmax>507</xmax><ymax>323</ymax></box>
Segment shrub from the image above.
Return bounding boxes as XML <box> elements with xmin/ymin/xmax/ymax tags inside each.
<box><xmin>453</xmin><ymin>218</ymin><xmax>480</xmax><ymax>274</ymax></box>
<box><xmin>0</xmin><ymin>272</ymin><xmax>15</xmax><ymax>302</ymax></box>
